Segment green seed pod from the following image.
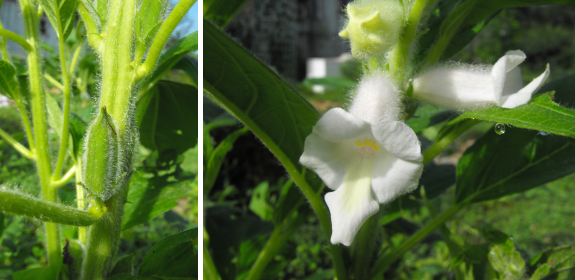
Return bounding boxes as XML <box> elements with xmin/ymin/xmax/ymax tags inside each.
<box><xmin>82</xmin><ymin>106</ymin><xmax>119</xmax><ymax>201</ymax></box>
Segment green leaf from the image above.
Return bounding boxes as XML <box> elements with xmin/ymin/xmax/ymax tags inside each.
<box><xmin>203</xmin><ymin>19</ymin><xmax>318</xmax><ymax>177</ymax></box>
<box><xmin>204</xmin><ymin>126</ymin><xmax>248</xmax><ymax>193</ymax></box>
<box><xmin>0</xmin><ymin>59</ymin><xmax>20</xmax><ymax>99</ymax></box>
<box><xmin>122</xmin><ymin>170</ymin><xmax>190</xmax><ymax>230</ymax></box>
<box><xmin>139</xmin><ymin>81</ymin><xmax>198</xmax><ymax>154</ymax></box>
<box><xmin>406</xmin><ymin>105</ymin><xmax>455</xmax><ymax>133</ymax></box>
<box><xmin>441</xmin><ymin>93</ymin><xmax>575</xmax><ymax>139</ymax></box>
<box><xmin>41</xmin><ymin>0</ymin><xmax>78</xmax><ymax>39</ymax></box>
<box><xmin>455</xmin><ymin>126</ymin><xmax>575</xmax><ymax>203</ymax></box>
<box><xmin>142</xmin><ymin>32</ymin><xmax>198</xmax><ymax>89</ymax></box>
<box><xmin>249</xmin><ymin>181</ymin><xmax>274</xmax><ymax>221</ymax></box>
<box><xmin>204</xmin><ymin>0</ymin><xmax>249</xmax><ymax>28</ymax></box>
<box><xmin>173</xmin><ymin>55</ymin><xmax>199</xmax><ymax>87</ymax></box>
<box><xmin>110</xmin><ymin>254</ymin><xmax>134</xmax><ymax>276</ymax></box>
<box><xmin>13</xmin><ymin>263</ymin><xmax>61</xmax><ymax>280</ymax></box>
<box><xmin>137</xmin><ymin>228</ymin><xmax>198</xmax><ymax>279</ymax></box>
<box><xmin>528</xmin><ymin>245</ymin><xmax>575</xmax><ymax>280</ymax></box>
<box><xmin>482</xmin><ymin>228</ymin><xmax>525</xmax><ymax>279</ymax></box>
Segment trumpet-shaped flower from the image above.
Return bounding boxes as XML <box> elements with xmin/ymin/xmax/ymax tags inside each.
<box><xmin>300</xmin><ymin>75</ymin><xmax>423</xmax><ymax>246</ymax></box>
<box><xmin>412</xmin><ymin>50</ymin><xmax>550</xmax><ymax>111</ymax></box>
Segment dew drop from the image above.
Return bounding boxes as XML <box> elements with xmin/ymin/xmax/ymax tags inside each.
<box><xmin>494</xmin><ymin>123</ymin><xmax>505</xmax><ymax>135</ymax></box>
<box><xmin>539</xmin><ymin>131</ymin><xmax>549</xmax><ymax>136</ymax></box>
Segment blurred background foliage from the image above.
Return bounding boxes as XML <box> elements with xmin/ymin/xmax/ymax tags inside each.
<box><xmin>204</xmin><ymin>3</ymin><xmax>575</xmax><ymax>279</ymax></box>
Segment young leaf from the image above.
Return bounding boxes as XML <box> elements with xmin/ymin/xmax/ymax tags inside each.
<box><xmin>41</xmin><ymin>0</ymin><xmax>78</xmax><ymax>39</ymax></box>
<box><xmin>455</xmin><ymin>127</ymin><xmax>575</xmax><ymax>204</ymax></box>
<box><xmin>45</xmin><ymin>93</ymin><xmax>77</xmax><ymax>158</ymax></box>
<box><xmin>137</xmin><ymin>228</ymin><xmax>198</xmax><ymax>279</ymax></box>
<box><xmin>139</xmin><ymin>81</ymin><xmax>198</xmax><ymax>154</ymax></box>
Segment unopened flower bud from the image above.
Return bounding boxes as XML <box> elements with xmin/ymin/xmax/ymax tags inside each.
<box><xmin>339</xmin><ymin>0</ymin><xmax>405</xmax><ymax>59</ymax></box>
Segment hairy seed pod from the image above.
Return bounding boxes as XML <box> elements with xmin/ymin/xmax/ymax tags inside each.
<box><xmin>82</xmin><ymin>106</ymin><xmax>119</xmax><ymax>201</ymax></box>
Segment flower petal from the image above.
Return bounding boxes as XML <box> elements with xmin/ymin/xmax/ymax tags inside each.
<box><xmin>325</xmin><ymin>152</ymin><xmax>380</xmax><ymax>246</ymax></box>
<box><xmin>313</xmin><ymin>108</ymin><xmax>371</xmax><ymax>142</ymax></box>
<box><xmin>412</xmin><ymin>67</ymin><xmax>497</xmax><ymax>110</ymax></box>
<box><xmin>500</xmin><ymin>64</ymin><xmax>550</xmax><ymax>108</ymax></box>
<box><xmin>300</xmin><ymin>133</ymin><xmax>354</xmax><ymax>190</ymax></box>
<box><xmin>371</xmin><ymin>121</ymin><xmax>422</xmax><ymax>161</ymax></box>
<box><xmin>371</xmin><ymin>150</ymin><xmax>423</xmax><ymax>204</ymax></box>
<box><xmin>492</xmin><ymin>50</ymin><xmax>526</xmax><ymax>102</ymax></box>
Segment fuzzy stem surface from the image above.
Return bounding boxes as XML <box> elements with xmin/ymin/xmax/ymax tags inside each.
<box><xmin>20</xmin><ymin>0</ymin><xmax>59</xmax><ymax>264</ymax></box>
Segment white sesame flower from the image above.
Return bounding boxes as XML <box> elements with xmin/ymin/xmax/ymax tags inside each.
<box><xmin>412</xmin><ymin>50</ymin><xmax>550</xmax><ymax>110</ymax></box>
<box><xmin>300</xmin><ymin>75</ymin><xmax>423</xmax><ymax>246</ymax></box>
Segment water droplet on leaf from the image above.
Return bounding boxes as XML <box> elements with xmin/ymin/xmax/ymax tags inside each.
<box><xmin>539</xmin><ymin>131</ymin><xmax>549</xmax><ymax>136</ymax></box>
<box><xmin>494</xmin><ymin>123</ymin><xmax>505</xmax><ymax>135</ymax></box>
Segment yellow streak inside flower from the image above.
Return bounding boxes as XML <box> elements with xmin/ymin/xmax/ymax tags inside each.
<box><xmin>355</xmin><ymin>140</ymin><xmax>380</xmax><ymax>151</ymax></box>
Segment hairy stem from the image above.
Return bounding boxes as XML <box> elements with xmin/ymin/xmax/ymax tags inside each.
<box><xmin>53</xmin><ymin>6</ymin><xmax>73</xmax><ymax>180</ymax></box>
<box><xmin>20</xmin><ymin>0</ymin><xmax>59</xmax><ymax>264</ymax></box>
<box><xmin>0</xmin><ymin>28</ymin><xmax>33</xmax><ymax>51</ymax></box>
<box><xmin>77</xmin><ymin>3</ymin><xmax>102</xmax><ymax>53</ymax></box>
<box><xmin>0</xmin><ymin>188</ymin><xmax>103</xmax><ymax>226</ymax></box>
<box><xmin>0</xmin><ymin>126</ymin><xmax>34</xmax><ymax>159</ymax></box>
<box><xmin>51</xmin><ymin>166</ymin><xmax>76</xmax><ymax>188</ymax></box>
<box><xmin>388</xmin><ymin>0</ymin><xmax>429</xmax><ymax>82</ymax></box>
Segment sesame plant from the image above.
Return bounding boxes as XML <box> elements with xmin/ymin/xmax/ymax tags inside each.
<box><xmin>0</xmin><ymin>0</ymin><xmax>198</xmax><ymax>279</ymax></box>
<box><xmin>204</xmin><ymin>0</ymin><xmax>575</xmax><ymax>279</ymax></box>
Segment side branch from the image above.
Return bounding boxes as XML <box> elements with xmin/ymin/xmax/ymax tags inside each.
<box><xmin>0</xmin><ymin>28</ymin><xmax>33</xmax><ymax>52</ymax></box>
<box><xmin>135</xmin><ymin>0</ymin><xmax>196</xmax><ymax>81</ymax></box>
<box><xmin>0</xmin><ymin>188</ymin><xmax>103</xmax><ymax>226</ymax></box>
<box><xmin>0</xmin><ymin>126</ymin><xmax>34</xmax><ymax>159</ymax></box>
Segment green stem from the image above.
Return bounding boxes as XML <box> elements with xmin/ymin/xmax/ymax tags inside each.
<box><xmin>68</xmin><ymin>40</ymin><xmax>84</xmax><ymax>78</ymax></box>
<box><xmin>19</xmin><ymin>0</ymin><xmax>59</xmax><ymax>264</ymax></box>
<box><xmin>369</xmin><ymin>203</ymin><xmax>466</xmax><ymax>279</ymax></box>
<box><xmin>350</xmin><ymin>210</ymin><xmax>381</xmax><ymax>280</ymax></box>
<box><xmin>0</xmin><ymin>126</ymin><xmax>34</xmax><ymax>159</ymax></box>
<box><xmin>53</xmin><ymin>2</ymin><xmax>73</xmax><ymax>180</ymax></box>
<box><xmin>44</xmin><ymin>73</ymin><xmax>64</xmax><ymax>91</ymax></box>
<box><xmin>0</xmin><ymin>28</ymin><xmax>33</xmax><ymax>51</ymax></box>
<box><xmin>0</xmin><ymin>20</ymin><xmax>12</xmax><ymax>63</ymax></box>
<box><xmin>203</xmin><ymin>245</ymin><xmax>221</xmax><ymax>280</ymax></box>
<box><xmin>388</xmin><ymin>0</ymin><xmax>429</xmax><ymax>82</ymax></box>
<box><xmin>50</xmin><ymin>165</ymin><xmax>76</xmax><ymax>188</ymax></box>
<box><xmin>75</xmin><ymin>157</ymin><xmax>87</xmax><ymax>243</ymax></box>
<box><xmin>0</xmin><ymin>188</ymin><xmax>103</xmax><ymax>226</ymax></box>
<box><xmin>245</xmin><ymin>210</ymin><xmax>308</xmax><ymax>280</ymax></box>
<box><xmin>78</xmin><ymin>3</ymin><xmax>102</xmax><ymax>53</ymax></box>
<box><xmin>135</xmin><ymin>0</ymin><xmax>196</xmax><ymax>81</ymax></box>
<box><xmin>422</xmin><ymin>119</ymin><xmax>480</xmax><ymax>165</ymax></box>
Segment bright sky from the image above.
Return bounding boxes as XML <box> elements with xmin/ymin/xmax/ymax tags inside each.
<box><xmin>171</xmin><ymin>0</ymin><xmax>199</xmax><ymax>38</ymax></box>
